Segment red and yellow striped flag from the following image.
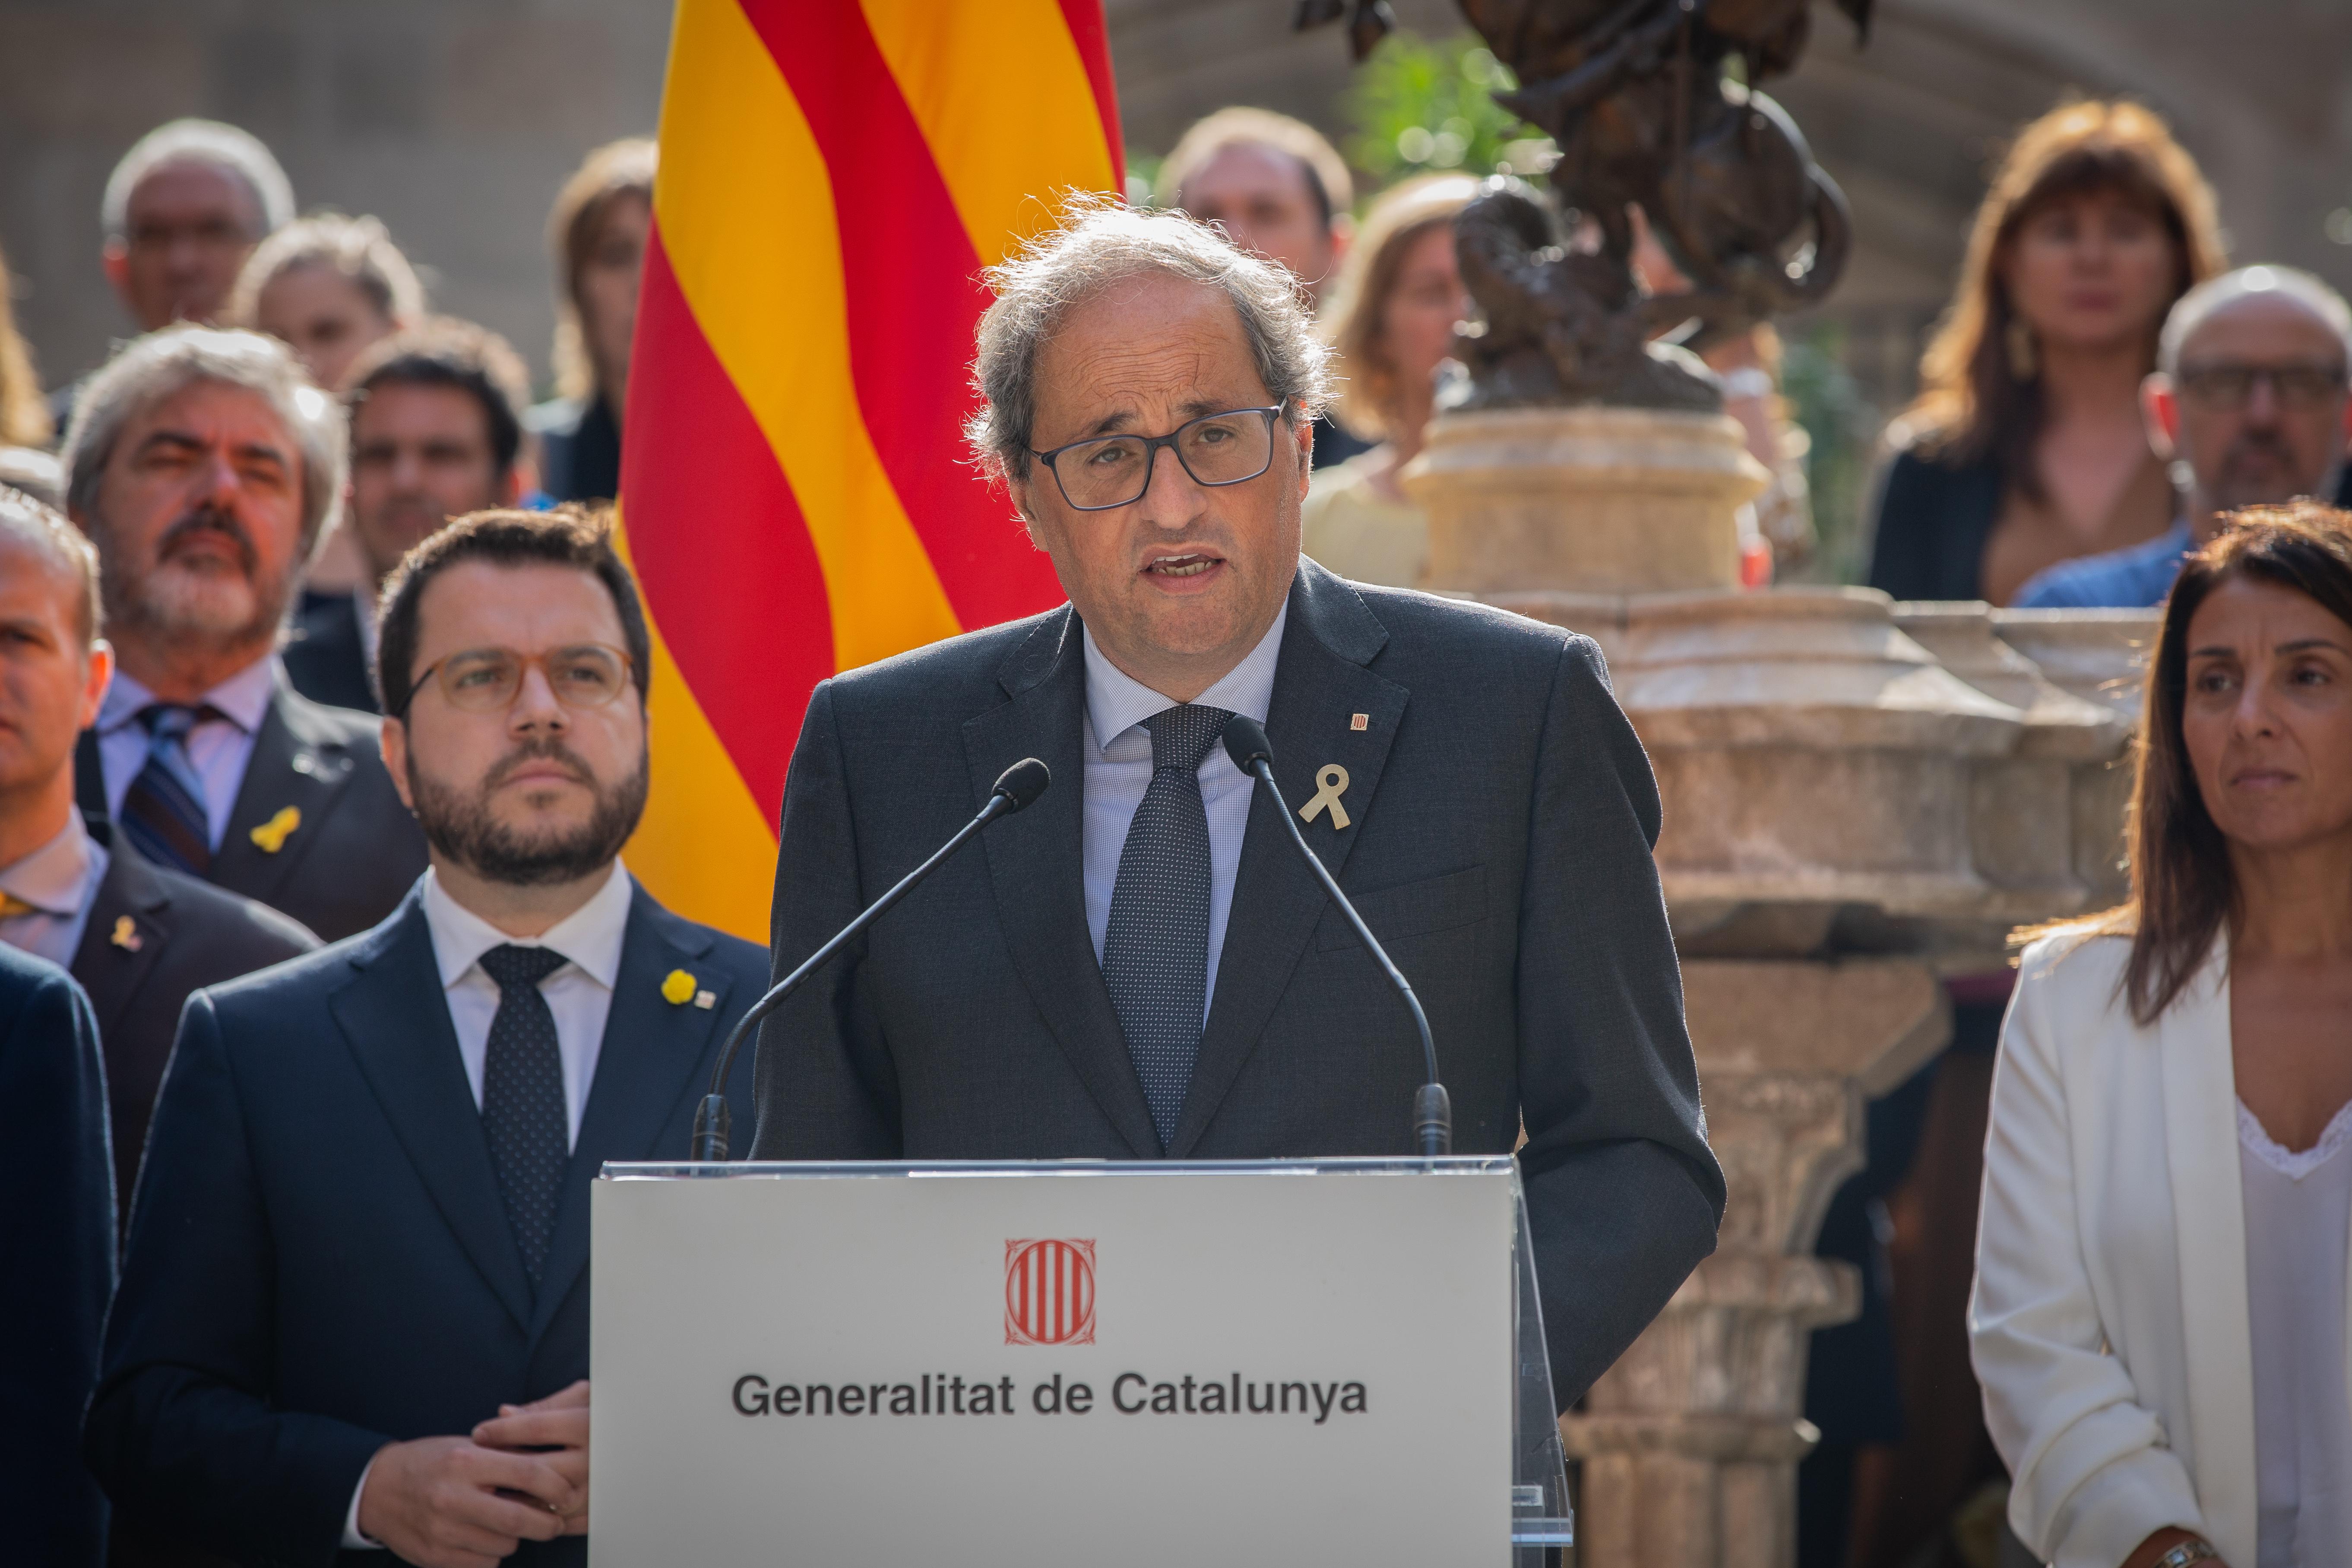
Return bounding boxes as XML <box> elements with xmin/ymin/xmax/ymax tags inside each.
<box><xmin>616</xmin><ymin>0</ymin><xmax>1124</xmax><ymax>940</ymax></box>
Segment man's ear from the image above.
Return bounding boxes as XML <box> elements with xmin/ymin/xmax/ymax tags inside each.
<box><xmin>2142</xmin><ymin>373</ymin><xmax>2181</xmax><ymax>459</ymax></box>
<box><xmin>101</xmin><ymin>241</ymin><xmax>132</xmax><ymax>312</ymax></box>
<box><xmin>501</xmin><ymin>457</ymin><xmax>537</xmax><ymax>507</ymax></box>
<box><xmin>79</xmin><ymin>641</ymin><xmax>115</xmax><ymax>732</ymax></box>
<box><xmin>1293</xmin><ymin>412</ymin><xmax>1315</xmax><ymax>501</ymax></box>
<box><xmin>380</xmin><ymin>716</ymin><xmax>415</xmax><ymax>813</ymax></box>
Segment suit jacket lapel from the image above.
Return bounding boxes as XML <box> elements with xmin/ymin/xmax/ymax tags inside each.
<box><xmin>531</xmin><ymin>890</ymin><xmax>735</xmax><ymax>1339</ymax></box>
<box><xmin>329</xmin><ymin>897</ymin><xmax>536</xmax><ymax>1334</ymax></box>
<box><xmin>70</xmin><ymin>829</ymin><xmax>172</xmax><ymax>1045</ymax></box>
<box><xmin>963</xmin><ymin>610</ymin><xmax>1161</xmax><ymax>1158</ymax></box>
<box><xmin>1169</xmin><ymin>563</ymin><xmax>1407</xmax><ymax>1156</ymax></box>
<box><xmin>2158</xmin><ymin>938</ymin><xmax>2257</xmax><ymax>1568</ymax></box>
<box><xmin>211</xmin><ymin>679</ymin><xmax>361</xmax><ymax>903</ymax></box>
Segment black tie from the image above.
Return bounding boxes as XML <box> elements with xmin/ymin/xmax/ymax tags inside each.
<box><xmin>478</xmin><ymin>944</ymin><xmax>571</xmax><ymax>1285</ymax></box>
<box><xmin>1101</xmin><ymin>703</ymin><xmax>1234</xmax><ymax>1150</ymax></box>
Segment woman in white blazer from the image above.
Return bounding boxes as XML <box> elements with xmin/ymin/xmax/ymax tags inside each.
<box><xmin>1973</xmin><ymin>500</ymin><xmax>2352</xmax><ymax>1568</ymax></box>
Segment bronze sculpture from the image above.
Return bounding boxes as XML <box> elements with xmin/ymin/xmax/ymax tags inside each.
<box><xmin>1300</xmin><ymin>0</ymin><xmax>1869</xmax><ymax>409</ymax></box>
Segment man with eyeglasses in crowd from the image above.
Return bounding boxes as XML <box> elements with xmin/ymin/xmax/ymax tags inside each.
<box><xmin>2016</xmin><ymin>265</ymin><xmax>2352</xmax><ymax>607</ymax></box>
<box><xmin>87</xmin><ymin>508</ymin><xmax>765</xmax><ymax>1568</ymax></box>
<box><xmin>48</xmin><ymin>120</ymin><xmax>294</xmax><ymax>429</ymax></box>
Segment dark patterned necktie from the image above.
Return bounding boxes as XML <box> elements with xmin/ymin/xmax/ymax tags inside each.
<box><xmin>1101</xmin><ymin>703</ymin><xmax>1234</xmax><ymax>1150</ymax></box>
<box><xmin>118</xmin><ymin>704</ymin><xmax>217</xmax><ymax>875</ymax></box>
<box><xmin>478</xmin><ymin>944</ymin><xmax>571</xmax><ymax>1285</ymax></box>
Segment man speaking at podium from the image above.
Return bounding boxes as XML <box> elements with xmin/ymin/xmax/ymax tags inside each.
<box><xmin>750</xmin><ymin>200</ymin><xmax>1724</xmax><ymax>1404</ymax></box>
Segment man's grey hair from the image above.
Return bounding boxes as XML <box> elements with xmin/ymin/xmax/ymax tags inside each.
<box><xmin>968</xmin><ymin>196</ymin><xmax>1331</xmax><ymax>485</ymax></box>
<box><xmin>61</xmin><ymin>326</ymin><xmax>348</xmax><ymax>557</ymax></box>
<box><xmin>102</xmin><ymin>119</ymin><xmax>294</xmax><ymax>241</ymax></box>
<box><xmin>2159</xmin><ymin>264</ymin><xmax>2352</xmax><ymax>374</ymax></box>
<box><xmin>0</xmin><ymin>485</ymin><xmax>103</xmax><ymax>646</ymax></box>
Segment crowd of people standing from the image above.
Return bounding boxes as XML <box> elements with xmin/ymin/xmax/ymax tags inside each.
<box><xmin>0</xmin><ymin>85</ymin><xmax>2347</xmax><ymax>1568</ymax></box>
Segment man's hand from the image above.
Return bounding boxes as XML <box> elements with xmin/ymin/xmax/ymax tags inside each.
<box><xmin>355</xmin><ymin>1435</ymin><xmax>577</xmax><ymax>1568</ymax></box>
<box><xmin>474</xmin><ymin>1379</ymin><xmax>591</xmax><ymax>1536</ymax></box>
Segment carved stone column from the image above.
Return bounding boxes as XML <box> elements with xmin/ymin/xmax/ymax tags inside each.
<box><xmin>1403</xmin><ymin>411</ymin><xmax>2138</xmax><ymax>1568</ymax></box>
<box><xmin>1566</xmin><ymin>961</ymin><xmax>1948</xmax><ymax>1568</ymax></box>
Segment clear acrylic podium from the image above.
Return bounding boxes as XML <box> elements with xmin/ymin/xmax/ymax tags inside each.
<box><xmin>593</xmin><ymin>1155</ymin><xmax>1571</xmax><ymax>1566</ymax></box>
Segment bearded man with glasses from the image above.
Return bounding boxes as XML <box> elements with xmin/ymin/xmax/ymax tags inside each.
<box><xmin>750</xmin><ymin>199</ymin><xmax>1725</xmax><ymax>1413</ymax></box>
<box><xmin>2018</xmin><ymin>264</ymin><xmax>2352</xmax><ymax>607</ymax></box>
<box><xmin>87</xmin><ymin>507</ymin><xmax>767</xmax><ymax>1568</ymax></box>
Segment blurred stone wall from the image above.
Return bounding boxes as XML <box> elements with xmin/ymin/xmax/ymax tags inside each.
<box><xmin>4</xmin><ymin>0</ymin><xmax>2348</xmax><ymax>408</ymax></box>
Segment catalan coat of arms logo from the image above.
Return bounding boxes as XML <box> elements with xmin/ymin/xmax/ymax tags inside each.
<box><xmin>1004</xmin><ymin>1238</ymin><xmax>1096</xmax><ymax>1345</ymax></box>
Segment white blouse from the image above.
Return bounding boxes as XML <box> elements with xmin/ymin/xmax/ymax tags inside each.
<box><xmin>2238</xmin><ymin>1096</ymin><xmax>2352</xmax><ymax>1568</ymax></box>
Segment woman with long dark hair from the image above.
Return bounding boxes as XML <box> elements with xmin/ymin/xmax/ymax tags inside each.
<box><xmin>1973</xmin><ymin>500</ymin><xmax>2352</xmax><ymax>1568</ymax></box>
<box><xmin>1869</xmin><ymin>101</ymin><xmax>2225</xmax><ymax>606</ymax></box>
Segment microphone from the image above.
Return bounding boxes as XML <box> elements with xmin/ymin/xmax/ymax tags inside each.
<box><xmin>688</xmin><ymin>757</ymin><xmax>1051</xmax><ymax>1161</ymax></box>
<box><xmin>1219</xmin><ymin>715</ymin><xmax>1451</xmax><ymax>1157</ymax></box>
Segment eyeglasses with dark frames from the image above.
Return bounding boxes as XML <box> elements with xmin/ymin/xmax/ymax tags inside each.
<box><xmin>1029</xmin><ymin>405</ymin><xmax>1286</xmax><ymax>512</ymax></box>
<box><xmin>2177</xmin><ymin>362</ymin><xmax>2350</xmax><ymax>410</ymax></box>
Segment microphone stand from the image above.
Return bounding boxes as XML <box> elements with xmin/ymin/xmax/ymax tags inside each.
<box><xmin>688</xmin><ymin>758</ymin><xmax>1050</xmax><ymax>1162</ymax></box>
<box><xmin>1221</xmin><ymin>717</ymin><xmax>1452</xmax><ymax>1157</ymax></box>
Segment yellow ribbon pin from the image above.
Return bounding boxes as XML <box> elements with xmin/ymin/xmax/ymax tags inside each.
<box><xmin>661</xmin><ymin>969</ymin><xmax>697</xmax><ymax>1006</ymax></box>
<box><xmin>111</xmin><ymin>915</ymin><xmax>143</xmax><ymax>953</ymax></box>
<box><xmin>1299</xmin><ymin>764</ymin><xmax>1352</xmax><ymax>830</ymax></box>
<box><xmin>249</xmin><ymin>806</ymin><xmax>301</xmax><ymax>853</ymax></box>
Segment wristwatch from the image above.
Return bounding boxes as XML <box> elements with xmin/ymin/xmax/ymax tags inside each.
<box><xmin>2149</xmin><ymin>1540</ymin><xmax>2219</xmax><ymax>1568</ymax></box>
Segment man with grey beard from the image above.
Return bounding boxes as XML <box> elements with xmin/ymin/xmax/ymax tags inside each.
<box><xmin>61</xmin><ymin>325</ymin><xmax>425</xmax><ymax>939</ymax></box>
<box><xmin>88</xmin><ymin>507</ymin><xmax>765</xmax><ymax>1568</ymax></box>
<box><xmin>2016</xmin><ymin>264</ymin><xmax>2352</xmax><ymax>606</ymax></box>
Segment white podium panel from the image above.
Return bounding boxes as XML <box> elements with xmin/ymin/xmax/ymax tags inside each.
<box><xmin>592</xmin><ymin>1158</ymin><xmax>1525</xmax><ymax>1566</ymax></box>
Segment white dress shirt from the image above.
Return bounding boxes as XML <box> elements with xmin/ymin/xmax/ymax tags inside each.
<box><xmin>1080</xmin><ymin>603</ymin><xmax>1285</xmax><ymax>1012</ymax></box>
<box><xmin>2238</xmin><ymin>1097</ymin><xmax>2352</xmax><ymax>1568</ymax></box>
<box><xmin>0</xmin><ymin>812</ymin><xmax>109</xmax><ymax>966</ymax></box>
<box><xmin>344</xmin><ymin>858</ymin><xmax>634</xmax><ymax>1549</ymax></box>
<box><xmin>96</xmin><ymin>655</ymin><xmax>280</xmax><ymax>850</ymax></box>
<box><xmin>419</xmin><ymin>858</ymin><xmax>634</xmax><ymax>1147</ymax></box>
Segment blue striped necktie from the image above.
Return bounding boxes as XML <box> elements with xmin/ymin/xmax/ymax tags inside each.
<box><xmin>119</xmin><ymin>704</ymin><xmax>218</xmax><ymax>875</ymax></box>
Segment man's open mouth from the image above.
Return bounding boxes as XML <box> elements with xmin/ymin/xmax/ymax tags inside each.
<box><xmin>1144</xmin><ymin>553</ymin><xmax>1221</xmax><ymax>578</ymax></box>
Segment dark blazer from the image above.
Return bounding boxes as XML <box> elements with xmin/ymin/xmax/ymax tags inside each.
<box><xmin>281</xmin><ymin>591</ymin><xmax>378</xmax><ymax>714</ymax></box>
<box><xmin>525</xmin><ymin>393</ymin><xmax>621</xmax><ymax>503</ymax></box>
<box><xmin>0</xmin><ymin>944</ymin><xmax>113</xmax><ymax>1568</ymax></box>
<box><xmin>750</xmin><ymin>559</ymin><xmax>1725</xmax><ymax>1405</ymax></box>
<box><xmin>85</xmin><ymin>882</ymin><xmax>766</xmax><ymax>1568</ymax></box>
<box><xmin>77</xmin><ymin>669</ymin><xmax>427</xmax><ymax>941</ymax></box>
<box><xmin>71</xmin><ymin>816</ymin><xmax>319</xmax><ymax>1223</ymax></box>
<box><xmin>1865</xmin><ymin>443</ymin><xmax>2005</xmax><ymax>603</ymax></box>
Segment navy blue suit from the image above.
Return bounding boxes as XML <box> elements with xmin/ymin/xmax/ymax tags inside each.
<box><xmin>85</xmin><ymin>882</ymin><xmax>765</xmax><ymax>1567</ymax></box>
<box><xmin>0</xmin><ymin>944</ymin><xmax>114</xmax><ymax>1568</ymax></box>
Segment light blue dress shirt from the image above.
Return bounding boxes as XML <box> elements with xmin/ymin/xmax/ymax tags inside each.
<box><xmin>0</xmin><ymin>813</ymin><xmax>109</xmax><ymax>966</ymax></box>
<box><xmin>1080</xmin><ymin>602</ymin><xmax>1288</xmax><ymax>1014</ymax></box>
<box><xmin>2011</xmin><ymin>517</ymin><xmax>2193</xmax><ymax>608</ymax></box>
<box><xmin>95</xmin><ymin>656</ymin><xmax>280</xmax><ymax>851</ymax></box>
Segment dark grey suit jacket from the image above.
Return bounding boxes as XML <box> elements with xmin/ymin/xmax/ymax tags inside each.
<box><xmin>281</xmin><ymin>591</ymin><xmax>378</xmax><ymax>714</ymax></box>
<box><xmin>750</xmin><ymin>559</ymin><xmax>1724</xmax><ymax>1404</ymax></box>
<box><xmin>77</xmin><ymin>670</ymin><xmax>428</xmax><ymax>942</ymax></box>
<box><xmin>71</xmin><ymin>817</ymin><xmax>319</xmax><ymax>1225</ymax></box>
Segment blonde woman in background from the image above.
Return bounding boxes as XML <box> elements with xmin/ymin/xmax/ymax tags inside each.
<box><xmin>228</xmin><ymin>214</ymin><xmax>427</xmax><ymax>597</ymax></box>
<box><xmin>0</xmin><ymin>236</ymin><xmax>61</xmax><ymax>505</ymax></box>
<box><xmin>227</xmin><ymin>213</ymin><xmax>425</xmax><ymax>393</ymax></box>
<box><xmin>1301</xmin><ymin>175</ymin><xmax>1477</xmax><ymax>587</ymax></box>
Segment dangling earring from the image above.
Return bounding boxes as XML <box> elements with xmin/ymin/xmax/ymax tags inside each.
<box><xmin>2005</xmin><ymin>317</ymin><xmax>2038</xmax><ymax>382</ymax></box>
